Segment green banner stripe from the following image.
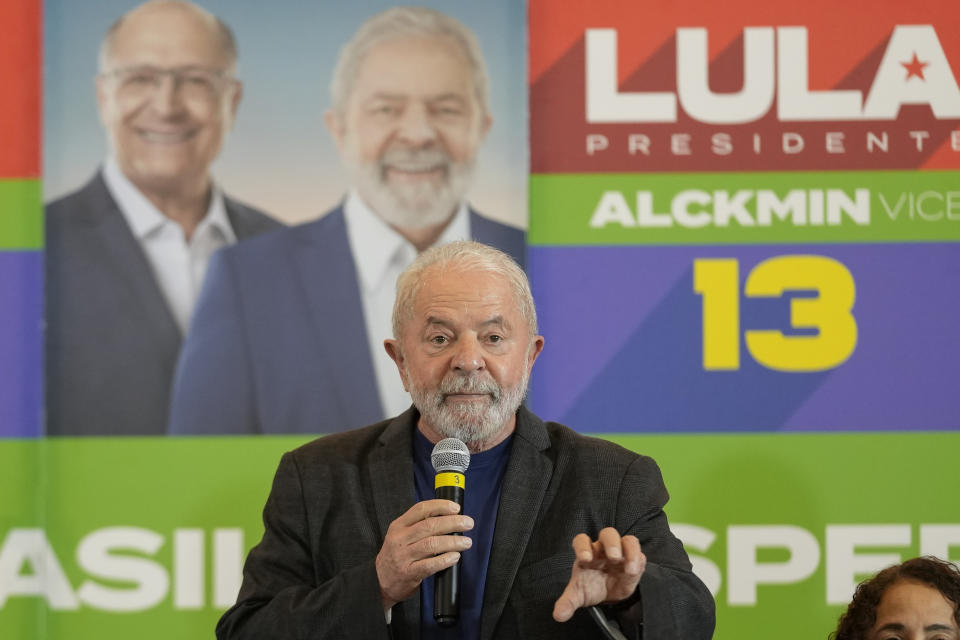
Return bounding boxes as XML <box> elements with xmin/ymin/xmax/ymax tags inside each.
<box><xmin>0</xmin><ymin>180</ymin><xmax>43</xmax><ymax>249</ymax></box>
<box><xmin>529</xmin><ymin>170</ymin><xmax>960</xmax><ymax>246</ymax></box>
<box><xmin>2</xmin><ymin>432</ymin><xmax>958</xmax><ymax>640</ymax></box>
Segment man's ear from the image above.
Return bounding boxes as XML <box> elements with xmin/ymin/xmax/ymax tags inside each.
<box><xmin>324</xmin><ymin>108</ymin><xmax>346</xmax><ymax>152</ymax></box>
<box><xmin>528</xmin><ymin>335</ymin><xmax>545</xmax><ymax>369</ymax></box>
<box><xmin>95</xmin><ymin>76</ymin><xmax>110</xmax><ymax>128</ymax></box>
<box><xmin>479</xmin><ymin>112</ymin><xmax>493</xmax><ymax>141</ymax></box>
<box><xmin>384</xmin><ymin>339</ymin><xmax>409</xmax><ymax>392</ymax></box>
<box><xmin>227</xmin><ymin>80</ymin><xmax>244</xmax><ymax>127</ymax></box>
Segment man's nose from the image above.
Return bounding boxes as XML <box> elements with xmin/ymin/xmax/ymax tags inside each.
<box><xmin>396</xmin><ymin>103</ymin><xmax>437</xmax><ymax>147</ymax></box>
<box><xmin>451</xmin><ymin>336</ymin><xmax>484</xmax><ymax>372</ymax></box>
<box><xmin>149</xmin><ymin>74</ymin><xmax>185</xmax><ymax>115</ymax></box>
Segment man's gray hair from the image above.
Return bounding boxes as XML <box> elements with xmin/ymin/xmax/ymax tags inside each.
<box><xmin>98</xmin><ymin>0</ymin><xmax>238</xmax><ymax>73</ymax></box>
<box><xmin>330</xmin><ymin>6</ymin><xmax>490</xmax><ymax>117</ymax></box>
<box><xmin>392</xmin><ymin>241</ymin><xmax>536</xmax><ymax>341</ymax></box>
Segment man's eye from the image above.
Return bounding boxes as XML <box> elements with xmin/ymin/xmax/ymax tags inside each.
<box><xmin>125</xmin><ymin>72</ymin><xmax>156</xmax><ymax>86</ymax></box>
<box><xmin>182</xmin><ymin>73</ymin><xmax>214</xmax><ymax>88</ymax></box>
<box><xmin>487</xmin><ymin>334</ymin><xmax>503</xmax><ymax>343</ymax></box>
<box><xmin>430</xmin><ymin>335</ymin><xmax>448</xmax><ymax>345</ymax></box>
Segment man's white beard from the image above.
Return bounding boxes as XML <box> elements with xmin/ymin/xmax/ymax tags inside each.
<box><xmin>346</xmin><ymin>146</ymin><xmax>475</xmax><ymax>230</ymax></box>
<box><xmin>405</xmin><ymin>366</ymin><xmax>529</xmax><ymax>447</ymax></box>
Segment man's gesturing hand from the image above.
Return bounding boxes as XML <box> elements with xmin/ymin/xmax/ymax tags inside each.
<box><xmin>375</xmin><ymin>499</ymin><xmax>474</xmax><ymax>610</ymax></box>
<box><xmin>552</xmin><ymin>527</ymin><xmax>646</xmax><ymax>623</ymax></box>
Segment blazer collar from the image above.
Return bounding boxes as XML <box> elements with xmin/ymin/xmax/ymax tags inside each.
<box><xmin>481</xmin><ymin>406</ymin><xmax>553</xmax><ymax>640</ymax></box>
<box><xmin>79</xmin><ymin>171</ymin><xmax>182</xmax><ymax>344</ymax></box>
<box><xmin>370</xmin><ymin>408</ymin><xmax>420</xmax><ymax>637</ymax></box>
<box><xmin>291</xmin><ymin>207</ymin><xmax>384</xmax><ymax>428</ymax></box>
<box><xmin>367</xmin><ymin>406</ymin><xmax>553</xmax><ymax>639</ymax></box>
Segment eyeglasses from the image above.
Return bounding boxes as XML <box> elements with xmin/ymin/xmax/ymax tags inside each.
<box><xmin>100</xmin><ymin>66</ymin><xmax>236</xmax><ymax>102</ymax></box>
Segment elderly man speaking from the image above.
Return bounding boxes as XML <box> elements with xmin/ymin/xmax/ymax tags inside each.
<box><xmin>217</xmin><ymin>241</ymin><xmax>714</xmax><ymax>639</ymax></box>
<box><xmin>169</xmin><ymin>7</ymin><xmax>525</xmax><ymax>435</ymax></box>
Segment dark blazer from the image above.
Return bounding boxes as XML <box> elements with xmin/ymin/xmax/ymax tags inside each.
<box><xmin>44</xmin><ymin>172</ymin><xmax>282</xmax><ymax>436</ymax></box>
<box><xmin>167</xmin><ymin>205</ymin><xmax>526</xmax><ymax>435</ymax></box>
<box><xmin>217</xmin><ymin>407</ymin><xmax>715</xmax><ymax>640</ymax></box>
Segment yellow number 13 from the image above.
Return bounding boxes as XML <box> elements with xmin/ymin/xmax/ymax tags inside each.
<box><xmin>693</xmin><ymin>256</ymin><xmax>857</xmax><ymax>372</ymax></box>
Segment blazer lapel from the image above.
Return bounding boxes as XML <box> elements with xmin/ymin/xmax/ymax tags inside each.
<box><xmin>368</xmin><ymin>411</ymin><xmax>420</xmax><ymax>638</ymax></box>
<box><xmin>82</xmin><ymin>174</ymin><xmax>181</xmax><ymax>347</ymax></box>
<box><xmin>291</xmin><ymin>207</ymin><xmax>384</xmax><ymax>429</ymax></box>
<box><xmin>480</xmin><ymin>408</ymin><xmax>553</xmax><ymax>640</ymax></box>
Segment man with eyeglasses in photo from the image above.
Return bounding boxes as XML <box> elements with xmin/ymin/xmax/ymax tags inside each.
<box><xmin>45</xmin><ymin>0</ymin><xmax>281</xmax><ymax>436</ymax></box>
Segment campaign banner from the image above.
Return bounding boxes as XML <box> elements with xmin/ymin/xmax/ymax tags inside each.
<box><xmin>529</xmin><ymin>243</ymin><xmax>960</xmax><ymax>431</ymax></box>
<box><xmin>1</xmin><ymin>434</ymin><xmax>957</xmax><ymax>639</ymax></box>
<box><xmin>529</xmin><ymin>0</ymin><xmax>960</xmax><ymax>175</ymax></box>
<box><xmin>527</xmin><ymin>0</ymin><xmax>960</xmax><ymax>432</ymax></box>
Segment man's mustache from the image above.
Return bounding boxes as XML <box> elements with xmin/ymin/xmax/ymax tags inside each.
<box><xmin>438</xmin><ymin>374</ymin><xmax>501</xmax><ymax>402</ymax></box>
<box><xmin>379</xmin><ymin>148</ymin><xmax>451</xmax><ymax>174</ymax></box>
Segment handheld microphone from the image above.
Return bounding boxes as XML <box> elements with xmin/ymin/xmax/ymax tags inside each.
<box><xmin>430</xmin><ymin>438</ymin><xmax>470</xmax><ymax>627</ymax></box>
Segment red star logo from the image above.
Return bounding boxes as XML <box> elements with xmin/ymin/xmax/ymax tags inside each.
<box><xmin>901</xmin><ymin>52</ymin><xmax>929</xmax><ymax>81</ymax></box>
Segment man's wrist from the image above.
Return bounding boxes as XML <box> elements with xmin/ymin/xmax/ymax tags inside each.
<box><xmin>606</xmin><ymin>585</ymin><xmax>642</xmax><ymax>614</ymax></box>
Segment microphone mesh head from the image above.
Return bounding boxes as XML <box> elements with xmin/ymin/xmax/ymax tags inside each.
<box><xmin>431</xmin><ymin>438</ymin><xmax>470</xmax><ymax>473</ymax></box>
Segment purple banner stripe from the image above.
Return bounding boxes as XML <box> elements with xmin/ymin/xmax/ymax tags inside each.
<box><xmin>0</xmin><ymin>251</ymin><xmax>43</xmax><ymax>437</ymax></box>
<box><xmin>528</xmin><ymin>244</ymin><xmax>960</xmax><ymax>433</ymax></box>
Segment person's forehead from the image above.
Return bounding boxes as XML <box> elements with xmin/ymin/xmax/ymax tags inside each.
<box><xmin>350</xmin><ymin>35</ymin><xmax>474</xmax><ymax>101</ymax></box>
<box><xmin>876</xmin><ymin>580</ymin><xmax>957</xmax><ymax>619</ymax></box>
<box><xmin>109</xmin><ymin>6</ymin><xmax>228</xmax><ymax>67</ymax></box>
<box><xmin>414</xmin><ymin>267</ymin><xmax>517</xmax><ymax>318</ymax></box>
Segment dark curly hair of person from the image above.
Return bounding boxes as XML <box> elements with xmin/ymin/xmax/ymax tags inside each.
<box><xmin>830</xmin><ymin>556</ymin><xmax>960</xmax><ymax>639</ymax></box>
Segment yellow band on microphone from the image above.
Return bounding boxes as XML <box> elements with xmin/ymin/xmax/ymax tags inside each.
<box><xmin>435</xmin><ymin>472</ymin><xmax>465</xmax><ymax>490</ymax></box>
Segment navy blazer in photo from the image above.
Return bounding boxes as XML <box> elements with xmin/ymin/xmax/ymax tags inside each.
<box><xmin>168</xmin><ymin>205</ymin><xmax>525</xmax><ymax>435</ymax></box>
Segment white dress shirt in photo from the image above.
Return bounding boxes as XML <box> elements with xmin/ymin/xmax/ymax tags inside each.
<box><xmin>102</xmin><ymin>157</ymin><xmax>237</xmax><ymax>335</ymax></box>
<box><xmin>343</xmin><ymin>190</ymin><xmax>472</xmax><ymax>419</ymax></box>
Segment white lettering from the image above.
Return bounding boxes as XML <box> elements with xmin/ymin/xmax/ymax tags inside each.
<box><xmin>714</xmin><ymin>191</ymin><xmax>755</xmax><ymax>226</ymax></box>
<box><xmin>173</xmin><ymin>529</ymin><xmax>204</xmax><ymax>609</ymax></box>
<box><xmin>711</xmin><ymin>133</ymin><xmax>733</xmax><ymax>155</ymax></box>
<box><xmin>589</xmin><ymin>192</ymin><xmax>636</xmax><ymax>228</ymax></box>
<box><xmin>636</xmin><ymin>192</ymin><xmax>672</xmax><ymax>227</ymax></box>
<box><xmin>586</xmin><ymin>134</ymin><xmax>609</xmax><ymax>155</ymax></box>
<box><xmin>777</xmin><ymin>27</ymin><xmax>863</xmax><ymax>121</ymax></box>
<box><xmin>672</xmin><ymin>190</ymin><xmax>712</xmax><ymax>227</ymax></box>
<box><xmin>828</xmin><ymin>189</ymin><xmax>870</xmax><ymax>225</ymax></box>
<box><xmin>863</xmin><ymin>26</ymin><xmax>960</xmax><ymax>119</ymax></box>
<box><xmin>672</xmin><ymin>524</ymin><xmax>722</xmax><ymax>597</ymax></box>
<box><xmin>728</xmin><ymin>525</ymin><xmax>820</xmax><ymax>606</ymax></box>
<box><xmin>585</xmin><ymin>29</ymin><xmax>676</xmax><ymax>123</ymax></box>
<box><xmin>757</xmin><ymin>190</ymin><xmax>807</xmax><ymax>226</ymax></box>
<box><xmin>909</xmin><ymin>130</ymin><xmax>931</xmax><ymax>151</ymax></box>
<box><xmin>917</xmin><ymin>191</ymin><xmax>945</xmax><ymax>220</ymax></box>
<box><xmin>877</xmin><ymin>192</ymin><xmax>908</xmax><ymax>221</ymax></box>
<box><xmin>213</xmin><ymin>529</ymin><xmax>245</xmax><ymax>608</ymax></box>
<box><xmin>826</xmin><ymin>131</ymin><xmax>846</xmax><ymax>154</ymax></box>
<box><xmin>920</xmin><ymin>525</ymin><xmax>960</xmax><ymax>561</ymax></box>
<box><xmin>867</xmin><ymin>131</ymin><xmax>889</xmax><ymax>152</ymax></box>
<box><xmin>76</xmin><ymin>527</ymin><xmax>169</xmax><ymax>612</ymax></box>
<box><xmin>677</xmin><ymin>27</ymin><xmax>775</xmax><ymax>124</ymax></box>
<box><xmin>627</xmin><ymin>134</ymin><xmax>650</xmax><ymax>155</ymax></box>
<box><xmin>0</xmin><ymin>529</ymin><xmax>78</xmax><ymax>609</ymax></box>
<box><xmin>782</xmin><ymin>132</ymin><xmax>805</xmax><ymax>154</ymax></box>
<box><xmin>825</xmin><ymin>525</ymin><xmax>910</xmax><ymax>605</ymax></box>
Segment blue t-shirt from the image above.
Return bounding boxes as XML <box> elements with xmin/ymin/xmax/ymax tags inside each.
<box><xmin>413</xmin><ymin>429</ymin><xmax>512</xmax><ymax>640</ymax></box>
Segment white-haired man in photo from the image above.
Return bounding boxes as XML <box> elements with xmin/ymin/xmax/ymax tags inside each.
<box><xmin>169</xmin><ymin>7</ymin><xmax>525</xmax><ymax>435</ymax></box>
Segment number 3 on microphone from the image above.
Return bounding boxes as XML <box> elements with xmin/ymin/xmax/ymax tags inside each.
<box><xmin>693</xmin><ymin>255</ymin><xmax>857</xmax><ymax>372</ymax></box>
